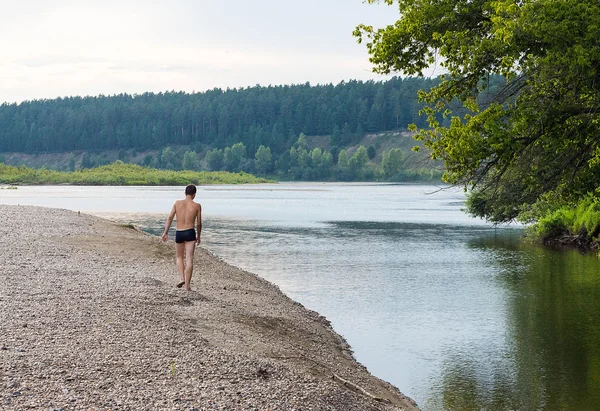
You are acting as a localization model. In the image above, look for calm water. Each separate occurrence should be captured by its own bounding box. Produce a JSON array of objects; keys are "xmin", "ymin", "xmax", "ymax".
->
[{"xmin": 2, "ymin": 184, "xmax": 600, "ymax": 410}]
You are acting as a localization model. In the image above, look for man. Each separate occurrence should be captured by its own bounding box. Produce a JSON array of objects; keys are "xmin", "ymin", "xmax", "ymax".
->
[{"xmin": 162, "ymin": 184, "xmax": 202, "ymax": 291}]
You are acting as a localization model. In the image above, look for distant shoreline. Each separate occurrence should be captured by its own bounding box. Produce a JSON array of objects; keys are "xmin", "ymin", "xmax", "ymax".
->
[{"xmin": 0, "ymin": 162, "xmax": 274, "ymax": 186}]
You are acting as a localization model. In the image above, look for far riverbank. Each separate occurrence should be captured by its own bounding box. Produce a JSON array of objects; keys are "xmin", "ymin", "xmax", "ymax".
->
[{"xmin": 0, "ymin": 162, "xmax": 274, "ymax": 186}]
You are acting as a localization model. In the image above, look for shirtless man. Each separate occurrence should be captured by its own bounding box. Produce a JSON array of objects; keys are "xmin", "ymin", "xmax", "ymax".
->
[{"xmin": 162, "ymin": 184, "xmax": 202, "ymax": 291}]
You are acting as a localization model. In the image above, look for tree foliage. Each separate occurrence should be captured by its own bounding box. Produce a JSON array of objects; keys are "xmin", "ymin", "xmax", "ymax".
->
[
  {"xmin": 382, "ymin": 148, "xmax": 405, "ymax": 179},
  {"xmin": 0, "ymin": 78, "xmax": 437, "ymax": 156},
  {"xmin": 224, "ymin": 142, "xmax": 247, "ymax": 172},
  {"xmin": 348, "ymin": 146, "xmax": 369, "ymax": 178},
  {"xmin": 356, "ymin": 0, "xmax": 600, "ymax": 223},
  {"xmin": 337, "ymin": 149, "xmax": 349, "ymax": 170},
  {"xmin": 160, "ymin": 147, "xmax": 180, "ymax": 170},
  {"xmin": 182, "ymin": 151, "xmax": 200, "ymax": 171},
  {"xmin": 81, "ymin": 152, "xmax": 93, "ymax": 169},
  {"xmin": 205, "ymin": 148, "xmax": 224, "ymax": 171},
  {"xmin": 367, "ymin": 145, "xmax": 377, "ymax": 160},
  {"xmin": 254, "ymin": 145, "xmax": 273, "ymax": 175}
]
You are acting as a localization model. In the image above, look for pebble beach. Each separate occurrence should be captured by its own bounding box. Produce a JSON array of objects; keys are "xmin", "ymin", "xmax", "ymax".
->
[{"xmin": 0, "ymin": 205, "xmax": 417, "ymax": 410}]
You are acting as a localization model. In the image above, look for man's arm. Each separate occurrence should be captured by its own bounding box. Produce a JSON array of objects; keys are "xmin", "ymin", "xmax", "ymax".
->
[
  {"xmin": 162, "ymin": 203, "xmax": 177, "ymax": 242},
  {"xmin": 196, "ymin": 204, "xmax": 202, "ymax": 244}
]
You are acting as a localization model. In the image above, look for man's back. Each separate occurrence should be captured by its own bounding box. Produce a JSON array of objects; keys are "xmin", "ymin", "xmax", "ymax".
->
[
  {"xmin": 162, "ymin": 184, "xmax": 202, "ymax": 291},
  {"xmin": 174, "ymin": 199, "xmax": 200, "ymax": 230}
]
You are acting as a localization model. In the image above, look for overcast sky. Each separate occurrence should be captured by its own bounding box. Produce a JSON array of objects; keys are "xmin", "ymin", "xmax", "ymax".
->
[{"xmin": 0, "ymin": 0, "xmax": 413, "ymax": 103}]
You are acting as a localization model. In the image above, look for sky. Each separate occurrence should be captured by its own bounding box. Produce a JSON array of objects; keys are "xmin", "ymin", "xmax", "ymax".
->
[{"xmin": 0, "ymin": 0, "xmax": 414, "ymax": 103}]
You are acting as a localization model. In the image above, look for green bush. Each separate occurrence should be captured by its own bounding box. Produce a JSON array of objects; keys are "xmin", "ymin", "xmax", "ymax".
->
[
  {"xmin": 534, "ymin": 196, "xmax": 600, "ymax": 240},
  {"xmin": 0, "ymin": 162, "xmax": 273, "ymax": 186}
]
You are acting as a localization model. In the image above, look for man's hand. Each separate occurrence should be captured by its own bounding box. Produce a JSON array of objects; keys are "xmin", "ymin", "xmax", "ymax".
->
[
  {"xmin": 196, "ymin": 236, "xmax": 201, "ymax": 245},
  {"xmin": 162, "ymin": 232, "xmax": 168, "ymax": 242}
]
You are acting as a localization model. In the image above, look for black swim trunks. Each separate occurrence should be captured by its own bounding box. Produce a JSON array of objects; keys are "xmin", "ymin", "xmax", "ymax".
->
[{"xmin": 175, "ymin": 228, "xmax": 196, "ymax": 243}]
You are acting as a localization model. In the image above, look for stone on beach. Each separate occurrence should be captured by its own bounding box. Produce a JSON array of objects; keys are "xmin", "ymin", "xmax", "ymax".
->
[{"xmin": 0, "ymin": 205, "xmax": 417, "ymax": 410}]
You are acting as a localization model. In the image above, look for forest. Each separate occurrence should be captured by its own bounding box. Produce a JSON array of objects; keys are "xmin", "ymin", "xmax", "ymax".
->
[
  {"xmin": 0, "ymin": 76, "xmax": 455, "ymax": 181},
  {"xmin": 0, "ymin": 77, "xmax": 438, "ymax": 156}
]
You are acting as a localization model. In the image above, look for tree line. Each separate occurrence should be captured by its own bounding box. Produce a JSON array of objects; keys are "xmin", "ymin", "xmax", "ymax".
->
[
  {"xmin": 103, "ymin": 134, "xmax": 438, "ymax": 182},
  {"xmin": 0, "ymin": 77, "xmax": 440, "ymax": 155}
]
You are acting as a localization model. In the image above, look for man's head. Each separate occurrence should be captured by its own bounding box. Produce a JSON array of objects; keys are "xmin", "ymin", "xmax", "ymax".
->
[{"xmin": 185, "ymin": 184, "xmax": 197, "ymax": 197}]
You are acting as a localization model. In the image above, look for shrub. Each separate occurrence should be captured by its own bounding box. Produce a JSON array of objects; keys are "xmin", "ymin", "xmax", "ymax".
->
[
  {"xmin": 534, "ymin": 196, "xmax": 600, "ymax": 241},
  {"xmin": 0, "ymin": 162, "xmax": 273, "ymax": 186}
]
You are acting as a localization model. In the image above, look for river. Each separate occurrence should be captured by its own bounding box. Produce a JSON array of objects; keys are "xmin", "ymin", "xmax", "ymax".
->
[{"xmin": 1, "ymin": 183, "xmax": 599, "ymax": 410}]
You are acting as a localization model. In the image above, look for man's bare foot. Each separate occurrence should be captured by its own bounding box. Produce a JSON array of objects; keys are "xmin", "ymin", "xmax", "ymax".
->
[{"xmin": 185, "ymin": 287, "xmax": 192, "ymax": 292}]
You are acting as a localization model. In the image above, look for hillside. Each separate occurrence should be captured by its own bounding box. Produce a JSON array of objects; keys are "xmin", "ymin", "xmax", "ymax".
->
[
  {"xmin": 0, "ymin": 77, "xmax": 442, "ymax": 156},
  {"xmin": 0, "ymin": 129, "xmax": 442, "ymax": 181},
  {"xmin": 0, "ymin": 76, "xmax": 511, "ymax": 182}
]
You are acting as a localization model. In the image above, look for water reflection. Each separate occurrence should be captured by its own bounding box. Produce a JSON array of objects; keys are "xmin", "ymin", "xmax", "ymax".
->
[{"xmin": 432, "ymin": 235, "xmax": 600, "ymax": 410}]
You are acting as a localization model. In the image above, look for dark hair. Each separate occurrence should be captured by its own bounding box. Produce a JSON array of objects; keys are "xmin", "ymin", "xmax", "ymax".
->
[{"xmin": 185, "ymin": 184, "xmax": 197, "ymax": 196}]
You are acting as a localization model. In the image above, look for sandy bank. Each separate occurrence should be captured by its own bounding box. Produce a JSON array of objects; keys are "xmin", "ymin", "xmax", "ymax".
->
[{"xmin": 0, "ymin": 205, "xmax": 417, "ymax": 410}]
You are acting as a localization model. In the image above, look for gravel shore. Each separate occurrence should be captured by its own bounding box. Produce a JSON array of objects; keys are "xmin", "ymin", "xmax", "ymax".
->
[{"xmin": 0, "ymin": 205, "xmax": 418, "ymax": 410}]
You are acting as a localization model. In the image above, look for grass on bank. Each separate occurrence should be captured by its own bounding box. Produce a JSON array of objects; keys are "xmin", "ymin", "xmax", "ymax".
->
[
  {"xmin": 533, "ymin": 196, "xmax": 600, "ymax": 244},
  {"xmin": 0, "ymin": 162, "xmax": 274, "ymax": 185}
]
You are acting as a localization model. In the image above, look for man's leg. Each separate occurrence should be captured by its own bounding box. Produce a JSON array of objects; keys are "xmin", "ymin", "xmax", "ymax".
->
[
  {"xmin": 176, "ymin": 242, "xmax": 185, "ymax": 286},
  {"xmin": 184, "ymin": 241, "xmax": 196, "ymax": 291}
]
